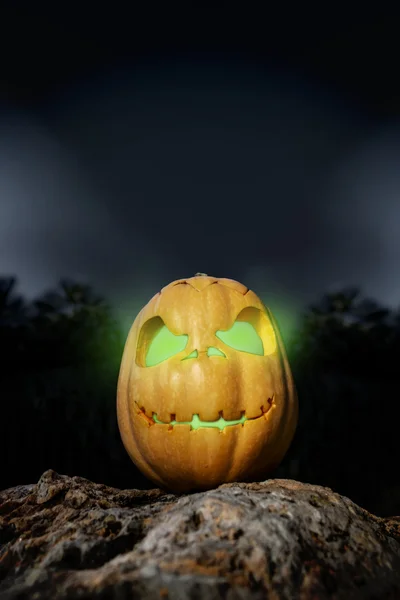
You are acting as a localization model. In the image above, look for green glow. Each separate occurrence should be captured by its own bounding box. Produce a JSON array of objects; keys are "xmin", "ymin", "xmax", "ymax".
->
[
  {"xmin": 207, "ymin": 347, "xmax": 226, "ymax": 357},
  {"xmin": 153, "ymin": 413, "xmax": 247, "ymax": 430},
  {"xmin": 216, "ymin": 321, "xmax": 263, "ymax": 355},
  {"xmin": 182, "ymin": 349, "xmax": 198, "ymax": 360},
  {"xmin": 259, "ymin": 296, "xmax": 300, "ymax": 348},
  {"xmin": 145, "ymin": 326, "xmax": 188, "ymax": 367}
]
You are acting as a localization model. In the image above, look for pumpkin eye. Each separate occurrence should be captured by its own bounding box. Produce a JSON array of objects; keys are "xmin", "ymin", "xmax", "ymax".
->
[
  {"xmin": 216, "ymin": 321, "xmax": 264, "ymax": 355},
  {"xmin": 145, "ymin": 325, "xmax": 188, "ymax": 367}
]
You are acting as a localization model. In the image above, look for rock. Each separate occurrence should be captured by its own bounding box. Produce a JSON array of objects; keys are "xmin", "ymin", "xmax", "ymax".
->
[{"xmin": 0, "ymin": 470, "xmax": 399, "ymax": 599}]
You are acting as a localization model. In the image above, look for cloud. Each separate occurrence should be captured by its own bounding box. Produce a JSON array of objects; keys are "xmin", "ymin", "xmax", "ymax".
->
[
  {"xmin": 4, "ymin": 56, "xmax": 397, "ymax": 336},
  {"xmin": 46, "ymin": 59, "xmax": 366, "ymax": 310},
  {"xmin": 0, "ymin": 109, "xmax": 179, "ymax": 324},
  {"xmin": 324, "ymin": 122, "xmax": 400, "ymax": 308}
]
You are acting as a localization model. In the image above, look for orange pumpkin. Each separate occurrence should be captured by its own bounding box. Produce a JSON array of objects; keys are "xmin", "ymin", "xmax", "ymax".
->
[{"xmin": 117, "ymin": 273, "xmax": 298, "ymax": 492}]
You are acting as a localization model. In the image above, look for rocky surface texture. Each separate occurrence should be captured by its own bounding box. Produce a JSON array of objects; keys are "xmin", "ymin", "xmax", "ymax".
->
[{"xmin": 0, "ymin": 470, "xmax": 399, "ymax": 599}]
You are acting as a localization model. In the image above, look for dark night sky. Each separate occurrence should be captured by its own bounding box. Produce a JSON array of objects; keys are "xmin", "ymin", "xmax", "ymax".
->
[{"xmin": 1, "ymin": 6, "xmax": 400, "ymax": 337}]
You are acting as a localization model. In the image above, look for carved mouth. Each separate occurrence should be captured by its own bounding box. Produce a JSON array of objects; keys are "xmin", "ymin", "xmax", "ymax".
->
[{"xmin": 135, "ymin": 397, "xmax": 274, "ymax": 431}]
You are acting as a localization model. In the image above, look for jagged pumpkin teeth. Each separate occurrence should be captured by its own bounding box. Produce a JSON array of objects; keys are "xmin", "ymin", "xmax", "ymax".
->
[
  {"xmin": 137, "ymin": 402, "xmax": 274, "ymax": 425},
  {"xmin": 117, "ymin": 273, "xmax": 298, "ymax": 493}
]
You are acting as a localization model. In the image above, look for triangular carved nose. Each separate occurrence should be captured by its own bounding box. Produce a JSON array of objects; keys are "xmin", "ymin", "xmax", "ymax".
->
[
  {"xmin": 181, "ymin": 347, "xmax": 227, "ymax": 360},
  {"xmin": 207, "ymin": 347, "xmax": 226, "ymax": 357},
  {"xmin": 182, "ymin": 349, "xmax": 198, "ymax": 360}
]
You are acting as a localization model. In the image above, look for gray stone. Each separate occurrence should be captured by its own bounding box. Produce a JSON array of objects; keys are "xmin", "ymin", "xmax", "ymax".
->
[{"xmin": 0, "ymin": 470, "xmax": 399, "ymax": 599}]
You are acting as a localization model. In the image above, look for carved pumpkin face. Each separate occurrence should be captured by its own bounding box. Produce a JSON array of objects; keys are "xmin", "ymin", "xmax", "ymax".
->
[{"xmin": 117, "ymin": 274, "xmax": 298, "ymax": 492}]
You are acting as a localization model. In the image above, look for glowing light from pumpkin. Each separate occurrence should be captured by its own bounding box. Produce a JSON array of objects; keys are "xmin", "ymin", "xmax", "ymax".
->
[
  {"xmin": 216, "ymin": 321, "xmax": 264, "ymax": 355},
  {"xmin": 183, "ymin": 349, "xmax": 199, "ymax": 360},
  {"xmin": 145, "ymin": 325, "xmax": 188, "ymax": 367},
  {"xmin": 152, "ymin": 412, "xmax": 248, "ymax": 430},
  {"xmin": 206, "ymin": 347, "xmax": 225, "ymax": 357}
]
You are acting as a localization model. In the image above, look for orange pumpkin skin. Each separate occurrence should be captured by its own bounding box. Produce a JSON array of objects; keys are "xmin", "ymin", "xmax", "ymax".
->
[{"xmin": 117, "ymin": 274, "xmax": 298, "ymax": 493}]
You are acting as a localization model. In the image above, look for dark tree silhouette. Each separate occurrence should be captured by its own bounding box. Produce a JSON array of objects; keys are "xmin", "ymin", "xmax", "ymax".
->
[
  {"xmin": 283, "ymin": 287, "xmax": 400, "ymax": 515},
  {"xmin": 0, "ymin": 276, "xmax": 27, "ymax": 324}
]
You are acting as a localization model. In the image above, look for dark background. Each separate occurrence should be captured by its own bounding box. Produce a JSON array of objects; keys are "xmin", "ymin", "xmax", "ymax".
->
[{"xmin": 1, "ymin": 5, "xmax": 399, "ymax": 516}]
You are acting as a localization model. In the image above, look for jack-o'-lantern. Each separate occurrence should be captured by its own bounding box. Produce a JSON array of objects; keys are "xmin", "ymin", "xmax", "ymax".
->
[{"xmin": 117, "ymin": 273, "xmax": 298, "ymax": 492}]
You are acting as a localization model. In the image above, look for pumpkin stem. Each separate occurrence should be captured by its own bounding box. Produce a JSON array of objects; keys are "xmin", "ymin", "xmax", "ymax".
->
[{"xmin": 194, "ymin": 272, "xmax": 208, "ymax": 277}]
